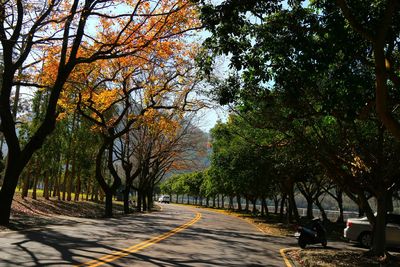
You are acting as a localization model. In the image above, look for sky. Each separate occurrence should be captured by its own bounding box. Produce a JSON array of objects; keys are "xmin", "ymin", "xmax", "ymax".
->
[{"xmin": 196, "ymin": 106, "xmax": 228, "ymax": 132}]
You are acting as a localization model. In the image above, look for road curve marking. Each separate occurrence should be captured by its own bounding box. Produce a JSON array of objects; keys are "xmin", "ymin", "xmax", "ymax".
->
[
  {"xmin": 76, "ymin": 212, "xmax": 202, "ymax": 267},
  {"xmin": 280, "ymin": 248, "xmax": 295, "ymax": 267}
]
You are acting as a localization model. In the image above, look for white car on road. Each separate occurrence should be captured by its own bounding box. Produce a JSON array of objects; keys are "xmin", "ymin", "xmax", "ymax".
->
[
  {"xmin": 158, "ymin": 195, "xmax": 170, "ymax": 204},
  {"xmin": 344, "ymin": 213, "xmax": 400, "ymax": 247}
]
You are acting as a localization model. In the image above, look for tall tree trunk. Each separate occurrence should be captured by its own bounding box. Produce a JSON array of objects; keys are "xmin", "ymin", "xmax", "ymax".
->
[
  {"xmin": 147, "ymin": 188, "xmax": 153, "ymax": 210},
  {"xmin": 372, "ymin": 194, "xmax": 387, "ymax": 256},
  {"xmin": 0, "ymin": 160, "xmax": 25, "ymax": 226},
  {"xmin": 43, "ymin": 174, "xmax": 49, "ymax": 200},
  {"xmin": 94, "ymin": 186, "xmax": 99, "ymax": 202},
  {"xmin": 123, "ymin": 188, "xmax": 130, "ymax": 214},
  {"xmin": 62, "ymin": 161, "xmax": 69, "ymax": 201},
  {"xmin": 67, "ymin": 154, "xmax": 76, "ymax": 201},
  {"xmin": 32, "ymin": 175, "xmax": 38, "ymax": 200},
  {"xmin": 22, "ymin": 174, "xmax": 30, "ymax": 199},
  {"xmin": 137, "ymin": 190, "xmax": 142, "ymax": 212},
  {"xmin": 66, "ymin": 112, "xmax": 77, "ymax": 201},
  {"xmin": 288, "ymin": 184, "xmax": 300, "ymax": 222},
  {"xmin": 52, "ymin": 173, "xmax": 57, "ymax": 197},
  {"xmin": 358, "ymin": 206, "xmax": 365, "ymax": 217},
  {"xmin": 86, "ymin": 181, "xmax": 90, "ymax": 201},
  {"xmin": 261, "ymin": 198, "xmax": 265, "ymax": 216},
  {"xmin": 229, "ymin": 196, "xmax": 234, "ymax": 210},
  {"xmin": 262, "ymin": 198, "xmax": 269, "ymax": 216},
  {"xmin": 245, "ymin": 198, "xmax": 249, "ymax": 212},
  {"xmin": 56, "ymin": 175, "xmax": 61, "ymax": 200},
  {"xmin": 306, "ymin": 197, "xmax": 313, "ymax": 219},
  {"xmin": 315, "ymin": 198, "xmax": 329, "ymax": 222},
  {"xmin": 237, "ymin": 195, "xmax": 242, "ymax": 211},
  {"xmin": 252, "ymin": 198, "xmax": 257, "ymax": 213},
  {"xmin": 274, "ymin": 196, "xmax": 279, "ymax": 214},
  {"xmin": 74, "ymin": 171, "xmax": 81, "ymax": 201},
  {"xmin": 142, "ymin": 193, "xmax": 147, "ymax": 211},
  {"xmin": 280, "ymin": 194, "xmax": 287, "ymax": 219},
  {"xmin": 336, "ymin": 190, "xmax": 344, "ymax": 223},
  {"xmin": 104, "ymin": 191, "xmax": 113, "ymax": 218}
]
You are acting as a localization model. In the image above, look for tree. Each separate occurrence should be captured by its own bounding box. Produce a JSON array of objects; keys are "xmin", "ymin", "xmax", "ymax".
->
[
  {"xmin": 198, "ymin": 0, "xmax": 400, "ymax": 255},
  {"xmin": 0, "ymin": 0, "xmax": 199, "ymax": 226}
]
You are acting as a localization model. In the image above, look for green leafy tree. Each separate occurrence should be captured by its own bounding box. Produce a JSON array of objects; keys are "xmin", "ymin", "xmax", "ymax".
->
[{"xmin": 198, "ymin": 0, "xmax": 400, "ymax": 255}]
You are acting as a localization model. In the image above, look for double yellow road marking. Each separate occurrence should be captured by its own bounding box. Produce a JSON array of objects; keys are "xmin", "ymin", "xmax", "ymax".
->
[
  {"xmin": 77, "ymin": 212, "xmax": 202, "ymax": 267},
  {"xmin": 280, "ymin": 248, "xmax": 294, "ymax": 267}
]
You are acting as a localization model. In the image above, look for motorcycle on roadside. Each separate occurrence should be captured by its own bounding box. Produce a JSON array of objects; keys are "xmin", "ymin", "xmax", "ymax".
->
[{"xmin": 295, "ymin": 218, "xmax": 328, "ymax": 248}]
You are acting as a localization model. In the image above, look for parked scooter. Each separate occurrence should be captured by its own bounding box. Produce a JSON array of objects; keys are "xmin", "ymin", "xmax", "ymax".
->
[{"xmin": 295, "ymin": 218, "xmax": 328, "ymax": 248}]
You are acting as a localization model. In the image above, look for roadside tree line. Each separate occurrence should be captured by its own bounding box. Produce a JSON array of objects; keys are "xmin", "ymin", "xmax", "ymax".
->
[
  {"xmin": 190, "ymin": 0, "xmax": 400, "ymax": 257},
  {"xmin": 161, "ymin": 117, "xmax": 348, "ymax": 222},
  {"xmin": 0, "ymin": 0, "xmax": 206, "ymax": 225}
]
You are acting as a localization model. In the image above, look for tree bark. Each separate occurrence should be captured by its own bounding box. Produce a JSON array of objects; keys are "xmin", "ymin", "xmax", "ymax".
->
[
  {"xmin": 288, "ymin": 184, "xmax": 300, "ymax": 222},
  {"xmin": 280, "ymin": 194, "xmax": 287, "ymax": 219},
  {"xmin": 104, "ymin": 191, "xmax": 113, "ymax": 218},
  {"xmin": 237, "ymin": 195, "xmax": 242, "ymax": 211},
  {"xmin": 263, "ymin": 198, "xmax": 269, "ymax": 216},
  {"xmin": 274, "ymin": 196, "xmax": 279, "ymax": 214},
  {"xmin": 137, "ymin": 190, "xmax": 142, "ymax": 212},
  {"xmin": 43, "ymin": 174, "xmax": 49, "ymax": 200},
  {"xmin": 372, "ymin": 195, "xmax": 387, "ymax": 256},
  {"xmin": 74, "ymin": 171, "xmax": 81, "ymax": 201},
  {"xmin": 123, "ymin": 188, "xmax": 130, "ymax": 214},
  {"xmin": 261, "ymin": 198, "xmax": 265, "ymax": 216},
  {"xmin": 336, "ymin": 190, "xmax": 344, "ymax": 223},
  {"xmin": 142, "ymin": 193, "xmax": 147, "ymax": 211},
  {"xmin": 315, "ymin": 198, "xmax": 329, "ymax": 222},
  {"xmin": 32, "ymin": 175, "xmax": 38, "ymax": 200},
  {"xmin": 229, "ymin": 196, "xmax": 234, "ymax": 210},
  {"xmin": 306, "ymin": 197, "xmax": 313, "ymax": 219},
  {"xmin": 0, "ymin": 160, "xmax": 26, "ymax": 226},
  {"xmin": 22, "ymin": 174, "xmax": 30, "ymax": 199},
  {"xmin": 252, "ymin": 198, "xmax": 257, "ymax": 214},
  {"xmin": 147, "ymin": 188, "xmax": 153, "ymax": 210}
]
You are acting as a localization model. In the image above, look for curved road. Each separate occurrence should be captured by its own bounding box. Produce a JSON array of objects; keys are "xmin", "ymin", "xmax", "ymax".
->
[{"xmin": 0, "ymin": 204, "xmax": 296, "ymax": 266}]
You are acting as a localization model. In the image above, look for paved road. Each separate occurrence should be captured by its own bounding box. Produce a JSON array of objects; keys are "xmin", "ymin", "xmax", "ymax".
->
[{"xmin": 0, "ymin": 204, "xmax": 297, "ymax": 266}]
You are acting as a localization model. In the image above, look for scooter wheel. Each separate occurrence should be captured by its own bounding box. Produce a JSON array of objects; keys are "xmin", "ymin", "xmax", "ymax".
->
[{"xmin": 298, "ymin": 236, "xmax": 307, "ymax": 248}]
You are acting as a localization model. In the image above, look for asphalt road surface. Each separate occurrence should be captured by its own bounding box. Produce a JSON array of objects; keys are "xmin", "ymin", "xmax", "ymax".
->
[{"xmin": 0, "ymin": 204, "xmax": 297, "ymax": 267}]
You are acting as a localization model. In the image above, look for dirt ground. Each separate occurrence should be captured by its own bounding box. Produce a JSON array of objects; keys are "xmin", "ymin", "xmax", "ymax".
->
[
  {"xmin": 1, "ymin": 192, "xmax": 126, "ymax": 231},
  {"xmin": 287, "ymin": 248, "xmax": 400, "ymax": 267}
]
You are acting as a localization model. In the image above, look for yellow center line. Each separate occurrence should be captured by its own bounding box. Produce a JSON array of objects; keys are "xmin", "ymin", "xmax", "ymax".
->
[
  {"xmin": 280, "ymin": 248, "xmax": 296, "ymax": 267},
  {"xmin": 76, "ymin": 212, "xmax": 202, "ymax": 267}
]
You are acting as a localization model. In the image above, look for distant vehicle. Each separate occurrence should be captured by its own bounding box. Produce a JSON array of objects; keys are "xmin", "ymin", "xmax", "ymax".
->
[
  {"xmin": 344, "ymin": 213, "xmax": 400, "ymax": 247},
  {"xmin": 158, "ymin": 195, "xmax": 170, "ymax": 204}
]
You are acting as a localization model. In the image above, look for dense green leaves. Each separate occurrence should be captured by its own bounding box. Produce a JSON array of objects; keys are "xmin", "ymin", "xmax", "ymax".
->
[{"xmin": 198, "ymin": 0, "xmax": 400, "ymax": 255}]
